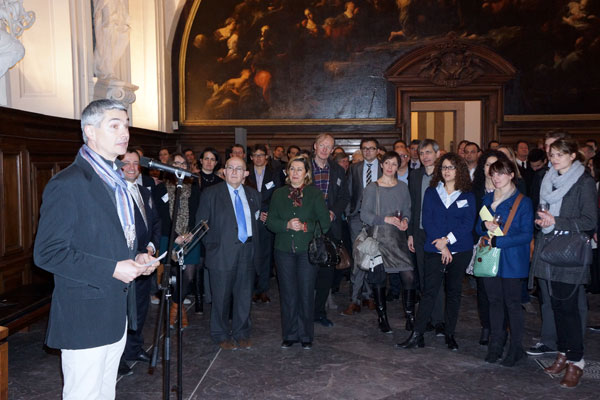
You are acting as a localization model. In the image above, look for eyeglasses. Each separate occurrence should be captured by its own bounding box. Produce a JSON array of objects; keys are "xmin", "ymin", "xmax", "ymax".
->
[
  {"xmin": 441, "ymin": 165, "xmax": 456, "ymax": 171},
  {"xmin": 361, "ymin": 147, "xmax": 377, "ymax": 151},
  {"xmin": 398, "ymin": 154, "xmax": 409, "ymax": 159},
  {"xmin": 252, "ymin": 153, "xmax": 266, "ymax": 158},
  {"xmin": 226, "ymin": 166, "xmax": 245, "ymax": 172},
  {"xmin": 172, "ymin": 161, "xmax": 188, "ymax": 167}
]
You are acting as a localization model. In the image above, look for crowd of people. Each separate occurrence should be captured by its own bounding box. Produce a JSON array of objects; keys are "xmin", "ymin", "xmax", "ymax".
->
[
  {"xmin": 34, "ymin": 100, "xmax": 599, "ymax": 398},
  {"xmin": 142, "ymin": 131, "xmax": 599, "ymax": 390}
]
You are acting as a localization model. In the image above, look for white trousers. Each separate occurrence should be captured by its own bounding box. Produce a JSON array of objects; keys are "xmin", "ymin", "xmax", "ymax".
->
[{"xmin": 61, "ymin": 322, "xmax": 127, "ymax": 400}]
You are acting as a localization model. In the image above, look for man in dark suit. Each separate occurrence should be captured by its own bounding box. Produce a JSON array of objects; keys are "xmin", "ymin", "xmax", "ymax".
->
[
  {"xmin": 197, "ymin": 156, "xmax": 261, "ymax": 350},
  {"xmin": 407, "ymin": 138, "xmax": 445, "ymax": 335},
  {"xmin": 310, "ymin": 133, "xmax": 350, "ymax": 327},
  {"xmin": 119, "ymin": 149, "xmax": 162, "ymax": 375},
  {"xmin": 247, "ymin": 143, "xmax": 281, "ymax": 303},
  {"xmin": 33, "ymin": 99, "xmax": 159, "ymax": 399},
  {"xmin": 342, "ymin": 138, "xmax": 382, "ymax": 315}
]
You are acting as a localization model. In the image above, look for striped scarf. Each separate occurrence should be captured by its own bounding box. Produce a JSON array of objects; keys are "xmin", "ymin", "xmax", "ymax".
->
[{"xmin": 79, "ymin": 145, "xmax": 136, "ymax": 250}]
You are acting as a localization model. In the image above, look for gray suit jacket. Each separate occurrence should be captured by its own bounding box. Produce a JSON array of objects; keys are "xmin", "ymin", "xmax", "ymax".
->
[
  {"xmin": 197, "ymin": 182, "xmax": 261, "ymax": 270},
  {"xmin": 348, "ymin": 160, "xmax": 383, "ymax": 216}
]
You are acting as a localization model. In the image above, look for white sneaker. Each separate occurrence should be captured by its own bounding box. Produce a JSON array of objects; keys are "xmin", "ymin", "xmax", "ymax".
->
[
  {"xmin": 183, "ymin": 297, "xmax": 191, "ymax": 305},
  {"xmin": 150, "ymin": 296, "xmax": 160, "ymax": 305}
]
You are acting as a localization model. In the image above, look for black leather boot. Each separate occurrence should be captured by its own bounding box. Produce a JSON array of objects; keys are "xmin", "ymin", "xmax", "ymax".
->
[
  {"xmin": 485, "ymin": 335, "xmax": 506, "ymax": 363},
  {"xmin": 501, "ymin": 343, "xmax": 525, "ymax": 367},
  {"xmin": 479, "ymin": 328, "xmax": 490, "ymax": 346},
  {"xmin": 396, "ymin": 331, "xmax": 424, "ymax": 348},
  {"xmin": 373, "ymin": 287, "xmax": 392, "ymax": 333},
  {"xmin": 402, "ymin": 289, "xmax": 416, "ymax": 331}
]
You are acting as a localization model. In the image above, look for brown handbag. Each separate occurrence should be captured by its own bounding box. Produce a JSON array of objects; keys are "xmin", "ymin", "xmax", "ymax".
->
[{"xmin": 336, "ymin": 244, "xmax": 351, "ymax": 270}]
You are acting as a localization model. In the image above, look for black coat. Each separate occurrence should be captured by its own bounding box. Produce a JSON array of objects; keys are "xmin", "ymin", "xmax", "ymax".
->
[{"xmin": 34, "ymin": 154, "xmax": 133, "ymax": 349}]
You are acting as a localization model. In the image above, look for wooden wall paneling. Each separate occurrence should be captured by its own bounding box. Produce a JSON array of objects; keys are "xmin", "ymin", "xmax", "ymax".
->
[{"xmin": 1, "ymin": 151, "xmax": 26, "ymax": 256}]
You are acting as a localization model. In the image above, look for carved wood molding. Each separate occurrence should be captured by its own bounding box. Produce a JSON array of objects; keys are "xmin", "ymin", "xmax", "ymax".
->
[{"xmin": 385, "ymin": 32, "xmax": 516, "ymax": 87}]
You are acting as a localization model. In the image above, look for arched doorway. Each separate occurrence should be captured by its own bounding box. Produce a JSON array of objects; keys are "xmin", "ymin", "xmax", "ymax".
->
[{"xmin": 385, "ymin": 33, "xmax": 516, "ymax": 148}]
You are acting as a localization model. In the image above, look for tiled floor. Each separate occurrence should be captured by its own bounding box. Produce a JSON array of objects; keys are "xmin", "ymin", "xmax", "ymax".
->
[{"xmin": 7, "ymin": 278, "xmax": 600, "ymax": 399}]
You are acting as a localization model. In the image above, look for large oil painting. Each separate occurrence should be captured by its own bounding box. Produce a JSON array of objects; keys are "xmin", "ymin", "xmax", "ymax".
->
[{"xmin": 181, "ymin": 0, "xmax": 600, "ymax": 122}]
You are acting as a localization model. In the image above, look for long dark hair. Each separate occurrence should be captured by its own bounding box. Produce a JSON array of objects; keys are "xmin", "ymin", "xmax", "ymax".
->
[
  {"xmin": 472, "ymin": 150, "xmax": 509, "ymax": 190},
  {"xmin": 430, "ymin": 152, "xmax": 472, "ymax": 192}
]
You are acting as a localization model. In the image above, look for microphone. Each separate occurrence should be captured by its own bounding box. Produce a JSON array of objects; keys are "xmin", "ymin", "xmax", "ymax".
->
[{"xmin": 139, "ymin": 157, "xmax": 199, "ymax": 179}]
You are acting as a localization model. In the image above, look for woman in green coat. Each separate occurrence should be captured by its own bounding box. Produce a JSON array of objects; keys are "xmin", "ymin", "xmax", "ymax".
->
[{"xmin": 267, "ymin": 156, "xmax": 331, "ymax": 349}]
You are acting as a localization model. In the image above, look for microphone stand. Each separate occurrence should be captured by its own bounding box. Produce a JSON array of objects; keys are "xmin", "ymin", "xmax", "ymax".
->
[{"xmin": 150, "ymin": 170, "xmax": 185, "ymax": 400}]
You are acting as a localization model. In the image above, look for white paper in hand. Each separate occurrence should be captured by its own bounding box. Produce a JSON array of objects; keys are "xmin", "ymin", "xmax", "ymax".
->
[{"xmin": 141, "ymin": 251, "xmax": 167, "ymax": 267}]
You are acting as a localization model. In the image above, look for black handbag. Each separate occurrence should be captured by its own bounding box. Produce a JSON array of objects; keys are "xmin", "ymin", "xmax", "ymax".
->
[
  {"xmin": 539, "ymin": 229, "xmax": 593, "ymax": 267},
  {"xmin": 308, "ymin": 221, "xmax": 340, "ymax": 267}
]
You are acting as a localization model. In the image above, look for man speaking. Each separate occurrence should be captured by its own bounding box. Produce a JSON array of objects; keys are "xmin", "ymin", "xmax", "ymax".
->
[{"xmin": 34, "ymin": 99, "xmax": 159, "ymax": 399}]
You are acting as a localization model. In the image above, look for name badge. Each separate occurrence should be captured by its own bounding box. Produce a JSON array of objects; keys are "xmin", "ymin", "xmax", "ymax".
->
[
  {"xmin": 255, "ymin": 210, "xmax": 260, "ymax": 220},
  {"xmin": 265, "ymin": 181, "xmax": 274, "ymax": 190},
  {"xmin": 337, "ymin": 178, "xmax": 342, "ymax": 186},
  {"xmin": 161, "ymin": 193, "xmax": 169, "ymax": 203},
  {"xmin": 457, "ymin": 200, "xmax": 468, "ymax": 208}
]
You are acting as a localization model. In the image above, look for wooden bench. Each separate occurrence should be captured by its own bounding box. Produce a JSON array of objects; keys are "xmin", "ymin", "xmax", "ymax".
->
[{"xmin": 0, "ymin": 283, "xmax": 52, "ymax": 400}]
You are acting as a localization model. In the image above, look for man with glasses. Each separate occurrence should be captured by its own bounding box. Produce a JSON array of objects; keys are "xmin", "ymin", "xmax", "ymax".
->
[
  {"xmin": 407, "ymin": 139, "xmax": 445, "ymax": 335},
  {"xmin": 197, "ymin": 157, "xmax": 261, "ymax": 350},
  {"xmin": 247, "ymin": 144, "xmax": 281, "ymax": 303},
  {"xmin": 342, "ymin": 138, "xmax": 382, "ymax": 315},
  {"xmin": 310, "ymin": 133, "xmax": 350, "ymax": 327}
]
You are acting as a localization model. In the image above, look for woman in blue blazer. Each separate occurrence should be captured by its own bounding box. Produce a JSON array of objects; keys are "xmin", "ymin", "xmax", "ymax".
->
[
  {"xmin": 399, "ymin": 153, "xmax": 476, "ymax": 350},
  {"xmin": 476, "ymin": 158, "xmax": 533, "ymax": 366}
]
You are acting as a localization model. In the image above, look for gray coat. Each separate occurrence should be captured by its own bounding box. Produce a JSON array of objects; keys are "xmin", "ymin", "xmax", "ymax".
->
[{"xmin": 530, "ymin": 172, "xmax": 597, "ymax": 286}]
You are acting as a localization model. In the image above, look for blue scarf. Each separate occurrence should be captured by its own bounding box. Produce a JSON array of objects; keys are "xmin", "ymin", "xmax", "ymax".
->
[{"xmin": 79, "ymin": 145, "xmax": 136, "ymax": 250}]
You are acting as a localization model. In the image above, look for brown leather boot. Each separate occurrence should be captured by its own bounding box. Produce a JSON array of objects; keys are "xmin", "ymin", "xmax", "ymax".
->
[
  {"xmin": 560, "ymin": 363, "xmax": 583, "ymax": 388},
  {"xmin": 180, "ymin": 305, "xmax": 189, "ymax": 328},
  {"xmin": 341, "ymin": 303, "xmax": 361, "ymax": 315},
  {"xmin": 169, "ymin": 302, "xmax": 178, "ymax": 328},
  {"xmin": 367, "ymin": 298, "xmax": 376, "ymax": 310},
  {"xmin": 544, "ymin": 352, "xmax": 568, "ymax": 375}
]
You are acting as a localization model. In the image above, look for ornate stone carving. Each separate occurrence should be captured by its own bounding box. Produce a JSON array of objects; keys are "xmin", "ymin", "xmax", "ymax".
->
[
  {"xmin": 0, "ymin": 0, "xmax": 35, "ymax": 78},
  {"xmin": 417, "ymin": 35, "xmax": 485, "ymax": 88},
  {"xmin": 93, "ymin": 78, "xmax": 138, "ymax": 106}
]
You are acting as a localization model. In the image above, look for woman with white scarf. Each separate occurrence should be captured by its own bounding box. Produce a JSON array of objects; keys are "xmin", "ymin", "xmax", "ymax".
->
[{"xmin": 532, "ymin": 139, "xmax": 597, "ymax": 388}]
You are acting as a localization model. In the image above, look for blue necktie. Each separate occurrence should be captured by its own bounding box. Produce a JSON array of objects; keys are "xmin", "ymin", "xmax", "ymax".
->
[{"xmin": 234, "ymin": 189, "xmax": 248, "ymax": 243}]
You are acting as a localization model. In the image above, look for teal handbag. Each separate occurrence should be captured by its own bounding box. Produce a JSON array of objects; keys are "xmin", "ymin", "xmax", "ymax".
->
[
  {"xmin": 473, "ymin": 194, "xmax": 523, "ymax": 278},
  {"xmin": 473, "ymin": 237, "xmax": 501, "ymax": 277}
]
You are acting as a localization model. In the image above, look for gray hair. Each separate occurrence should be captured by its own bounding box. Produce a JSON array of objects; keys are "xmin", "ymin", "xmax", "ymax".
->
[
  {"xmin": 418, "ymin": 139, "xmax": 440, "ymax": 153},
  {"xmin": 80, "ymin": 99, "xmax": 127, "ymax": 144}
]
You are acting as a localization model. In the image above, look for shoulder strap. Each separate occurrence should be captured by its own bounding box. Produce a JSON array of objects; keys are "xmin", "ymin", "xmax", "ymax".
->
[
  {"xmin": 375, "ymin": 182, "xmax": 380, "ymax": 217},
  {"xmin": 313, "ymin": 220, "xmax": 323, "ymax": 237},
  {"xmin": 502, "ymin": 193, "xmax": 524, "ymax": 235}
]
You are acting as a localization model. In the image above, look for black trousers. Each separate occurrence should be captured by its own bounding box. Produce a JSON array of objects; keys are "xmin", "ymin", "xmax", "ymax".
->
[
  {"xmin": 414, "ymin": 251, "xmax": 471, "ymax": 336},
  {"xmin": 414, "ymin": 229, "xmax": 444, "ymax": 325},
  {"xmin": 123, "ymin": 275, "xmax": 151, "ymax": 359},
  {"xmin": 208, "ymin": 242, "xmax": 254, "ymax": 343},
  {"xmin": 314, "ymin": 265, "xmax": 334, "ymax": 319},
  {"xmin": 275, "ymin": 250, "xmax": 318, "ymax": 342},
  {"xmin": 551, "ymin": 281, "xmax": 585, "ymax": 361},
  {"xmin": 483, "ymin": 277, "xmax": 523, "ymax": 347},
  {"xmin": 476, "ymin": 277, "xmax": 490, "ymax": 330},
  {"xmin": 254, "ymin": 222, "xmax": 273, "ymax": 295}
]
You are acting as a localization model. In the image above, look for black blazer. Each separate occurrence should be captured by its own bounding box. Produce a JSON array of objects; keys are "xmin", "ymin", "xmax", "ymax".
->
[
  {"xmin": 348, "ymin": 160, "xmax": 382, "ymax": 216},
  {"xmin": 197, "ymin": 182, "xmax": 261, "ymax": 271},
  {"xmin": 34, "ymin": 154, "xmax": 133, "ymax": 349},
  {"xmin": 246, "ymin": 164, "xmax": 282, "ymax": 212},
  {"xmin": 407, "ymin": 167, "xmax": 426, "ymax": 237},
  {"xmin": 135, "ymin": 185, "xmax": 161, "ymax": 253},
  {"xmin": 310, "ymin": 158, "xmax": 350, "ymax": 240}
]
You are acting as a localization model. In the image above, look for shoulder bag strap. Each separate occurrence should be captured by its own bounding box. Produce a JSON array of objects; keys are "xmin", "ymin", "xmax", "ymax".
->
[
  {"xmin": 313, "ymin": 219, "xmax": 323, "ymax": 237},
  {"xmin": 502, "ymin": 193, "xmax": 523, "ymax": 235}
]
